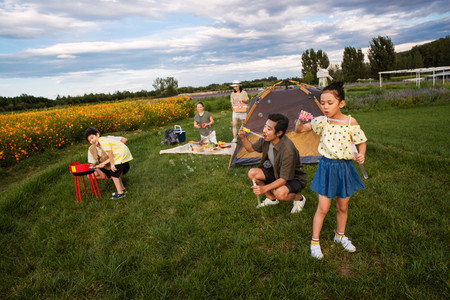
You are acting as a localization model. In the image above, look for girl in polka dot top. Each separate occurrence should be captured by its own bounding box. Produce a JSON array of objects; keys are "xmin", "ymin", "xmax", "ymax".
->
[{"xmin": 295, "ymin": 81, "xmax": 367, "ymax": 259}]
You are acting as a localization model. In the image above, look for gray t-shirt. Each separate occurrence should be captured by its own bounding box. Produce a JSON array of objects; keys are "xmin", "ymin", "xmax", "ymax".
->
[{"xmin": 194, "ymin": 111, "xmax": 214, "ymax": 136}]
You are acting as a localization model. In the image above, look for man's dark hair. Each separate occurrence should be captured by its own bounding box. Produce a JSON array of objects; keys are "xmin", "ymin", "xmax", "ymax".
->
[
  {"xmin": 322, "ymin": 81, "xmax": 345, "ymax": 101},
  {"xmin": 268, "ymin": 113, "xmax": 289, "ymax": 138},
  {"xmin": 84, "ymin": 127, "xmax": 100, "ymax": 142}
]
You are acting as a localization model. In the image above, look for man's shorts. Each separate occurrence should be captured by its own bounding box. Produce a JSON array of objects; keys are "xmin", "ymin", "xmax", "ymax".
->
[
  {"xmin": 261, "ymin": 166, "xmax": 303, "ymax": 194},
  {"xmin": 110, "ymin": 162, "xmax": 130, "ymax": 178}
]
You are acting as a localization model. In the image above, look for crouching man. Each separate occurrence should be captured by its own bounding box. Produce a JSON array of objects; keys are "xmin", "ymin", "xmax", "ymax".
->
[{"xmin": 238, "ymin": 113, "xmax": 307, "ymax": 213}]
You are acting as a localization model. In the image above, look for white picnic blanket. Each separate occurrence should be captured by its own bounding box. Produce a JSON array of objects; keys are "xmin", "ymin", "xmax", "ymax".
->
[{"xmin": 160, "ymin": 143, "xmax": 235, "ymax": 155}]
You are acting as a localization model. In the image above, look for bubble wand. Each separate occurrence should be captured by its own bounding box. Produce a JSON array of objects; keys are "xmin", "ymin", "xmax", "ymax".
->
[
  {"xmin": 298, "ymin": 110, "xmax": 346, "ymax": 123},
  {"xmin": 252, "ymin": 179, "xmax": 261, "ymax": 207},
  {"xmin": 351, "ymin": 142, "xmax": 369, "ymax": 180},
  {"xmin": 242, "ymin": 127, "xmax": 263, "ymax": 139}
]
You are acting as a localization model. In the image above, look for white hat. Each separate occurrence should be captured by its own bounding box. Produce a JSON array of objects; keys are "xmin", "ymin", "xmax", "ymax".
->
[{"xmin": 230, "ymin": 80, "xmax": 241, "ymax": 87}]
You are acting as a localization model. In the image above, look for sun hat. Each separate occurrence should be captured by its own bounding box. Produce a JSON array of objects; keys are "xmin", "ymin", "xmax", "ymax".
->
[{"xmin": 230, "ymin": 80, "xmax": 241, "ymax": 87}]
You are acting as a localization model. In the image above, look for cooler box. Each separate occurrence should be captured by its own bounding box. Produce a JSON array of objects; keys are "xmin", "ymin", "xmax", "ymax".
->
[{"xmin": 174, "ymin": 125, "xmax": 186, "ymax": 143}]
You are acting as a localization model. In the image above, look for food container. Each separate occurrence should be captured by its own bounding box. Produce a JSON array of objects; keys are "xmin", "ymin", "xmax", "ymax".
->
[{"xmin": 191, "ymin": 145, "xmax": 204, "ymax": 152}]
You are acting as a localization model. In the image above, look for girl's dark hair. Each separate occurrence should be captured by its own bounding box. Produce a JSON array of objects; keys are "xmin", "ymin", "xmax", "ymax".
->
[
  {"xmin": 322, "ymin": 81, "xmax": 345, "ymax": 101},
  {"xmin": 268, "ymin": 113, "xmax": 289, "ymax": 138},
  {"xmin": 233, "ymin": 86, "xmax": 243, "ymax": 93},
  {"xmin": 84, "ymin": 127, "xmax": 100, "ymax": 141},
  {"xmin": 196, "ymin": 102, "xmax": 204, "ymax": 107}
]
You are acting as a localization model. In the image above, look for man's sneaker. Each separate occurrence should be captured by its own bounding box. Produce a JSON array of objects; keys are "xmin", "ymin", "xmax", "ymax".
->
[
  {"xmin": 111, "ymin": 192, "xmax": 126, "ymax": 200},
  {"xmin": 334, "ymin": 234, "xmax": 356, "ymax": 252},
  {"xmin": 111, "ymin": 189, "xmax": 127, "ymax": 196},
  {"xmin": 311, "ymin": 243, "xmax": 324, "ymax": 259},
  {"xmin": 256, "ymin": 198, "xmax": 279, "ymax": 208},
  {"xmin": 291, "ymin": 194, "xmax": 306, "ymax": 213}
]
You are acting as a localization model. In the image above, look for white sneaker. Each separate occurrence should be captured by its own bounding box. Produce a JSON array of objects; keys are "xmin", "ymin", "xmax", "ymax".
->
[
  {"xmin": 290, "ymin": 194, "xmax": 306, "ymax": 213},
  {"xmin": 231, "ymin": 138, "xmax": 237, "ymax": 143},
  {"xmin": 334, "ymin": 234, "xmax": 356, "ymax": 252},
  {"xmin": 256, "ymin": 198, "xmax": 279, "ymax": 208},
  {"xmin": 311, "ymin": 243, "xmax": 324, "ymax": 259}
]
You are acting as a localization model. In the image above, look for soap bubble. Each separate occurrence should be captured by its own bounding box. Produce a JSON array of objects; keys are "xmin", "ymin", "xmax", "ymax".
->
[
  {"xmin": 267, "ymin": 99, "xmax": 271, "ymax": 104},
  {"xmin": 169, "ymin": 159, "xmax": 175, "ymax": 166},
  {"xmin": 258, "ymin": 112, "xmax": 263, "ymax": 118},
  {"xmin": 158, "ymin": 131, "xmax": 161, "ymax": 136},
  {"xmin": 221, "ymin": 111, "xmax": 225, "ymax": 115}
]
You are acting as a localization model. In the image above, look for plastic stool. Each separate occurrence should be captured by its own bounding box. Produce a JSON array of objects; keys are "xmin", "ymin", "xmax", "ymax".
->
[{"xmin": 70, "ymin": 163, "xmax": 102, "ymax": 202}]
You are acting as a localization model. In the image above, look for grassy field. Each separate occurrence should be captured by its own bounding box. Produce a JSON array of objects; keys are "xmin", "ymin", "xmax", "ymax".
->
[{"xmin": 1, "ymin": 103, "xmax": 449, "ymax": 299}]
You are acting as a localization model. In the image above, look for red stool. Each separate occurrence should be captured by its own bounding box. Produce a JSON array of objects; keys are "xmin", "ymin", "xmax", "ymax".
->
[{"xmin": 69, "ymin": 162, "xmax": 102, "ymax": 202}]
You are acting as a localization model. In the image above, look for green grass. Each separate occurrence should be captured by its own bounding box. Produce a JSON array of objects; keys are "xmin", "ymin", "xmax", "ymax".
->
[{"xmin": 1, "ymin": 104, "xmax": 449, "ymax": 298}]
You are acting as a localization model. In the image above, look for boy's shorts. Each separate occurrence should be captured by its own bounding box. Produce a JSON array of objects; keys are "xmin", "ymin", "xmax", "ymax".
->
[
  {"xmin": 99, "ymin": 167, "xmax": 111, "ymax": 178},
  {"xmin": 110, "ymin": 162, "xmax": 130, "ymax": 178},
  {"xmin": 261, "ymin": 166, "xmax": 303, "ymax": 194}
]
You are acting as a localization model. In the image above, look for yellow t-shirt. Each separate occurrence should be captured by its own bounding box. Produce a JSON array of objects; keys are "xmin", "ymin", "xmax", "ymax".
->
[
  {"xmin": 312, "ymin": 116, "xmax": 367, "ymax": 160},
  {"xmin": 98, "ymin": 137, "xmax": 133, "ymax": 164}
]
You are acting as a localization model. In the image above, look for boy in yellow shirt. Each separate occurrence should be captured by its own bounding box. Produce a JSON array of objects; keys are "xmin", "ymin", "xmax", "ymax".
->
[{"xmin": 85, "ymin": 127, "xmax": 133, "ymax": 199}]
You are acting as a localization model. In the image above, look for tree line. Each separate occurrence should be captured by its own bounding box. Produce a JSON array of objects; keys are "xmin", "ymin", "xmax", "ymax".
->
[
  {"xmin": 1, "ymin": 36, "xmax": 448, "ymax": 112},
  {"xmin": 302, "ymin": 36, "xmax": 449, "ymax": 84}
]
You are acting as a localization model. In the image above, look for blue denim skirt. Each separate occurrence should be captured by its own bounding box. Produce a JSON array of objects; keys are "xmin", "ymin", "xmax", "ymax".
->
[{"xmin": 311, "ymin": 156, "xmax": 365, "ymax": 199}]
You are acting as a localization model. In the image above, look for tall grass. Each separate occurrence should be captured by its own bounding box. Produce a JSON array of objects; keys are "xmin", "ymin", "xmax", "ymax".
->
[{"xmin": 1, "ymin": 104, "xmax": 449, "ymax": 298}]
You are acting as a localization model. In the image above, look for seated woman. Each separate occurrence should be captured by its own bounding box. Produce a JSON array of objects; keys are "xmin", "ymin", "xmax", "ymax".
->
[
  {"xmin": 87, "ymin": 131, "xmax": 128, "ymax": 180},
  {"xmin": 193, "ymin": 102, "xmax": 218, "ymax": 144}
]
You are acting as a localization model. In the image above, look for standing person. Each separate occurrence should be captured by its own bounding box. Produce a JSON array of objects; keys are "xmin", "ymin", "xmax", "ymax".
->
[
  {"xmin": 87, "ymin": 133, "xmax": 128, "ymax": 180},
  {"xmin": 194, "ymin": 102, "xmax": 218, "ymax": 144},
  {"xmin": 85, "ymin": 127, "xmax": 133, "ymax": 200},
  {"xmin": 295, "ymin": 81, "xmax": 367, "ymax": 259},
  {"xmin": 238, "ymin": 113, "xmax": 307, "ymax": 213},
  {"xmin": 230, "ymin": 80, "xmax": 249, "ymax": 142}
]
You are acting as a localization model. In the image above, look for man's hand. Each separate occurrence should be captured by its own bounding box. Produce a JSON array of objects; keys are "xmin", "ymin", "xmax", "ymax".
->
[
  {"xmin": 238, "ymin": 128, "xmax": 246, "ymax": 140},
  {"xmin": 251, "ymin": 185, "xmax": 266, "ymax": 195}
]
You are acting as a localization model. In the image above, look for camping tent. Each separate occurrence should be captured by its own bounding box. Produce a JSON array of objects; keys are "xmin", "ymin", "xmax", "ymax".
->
[{"xmin": 229, "ymin": 80, "xmax": 323, "ymax": 167}]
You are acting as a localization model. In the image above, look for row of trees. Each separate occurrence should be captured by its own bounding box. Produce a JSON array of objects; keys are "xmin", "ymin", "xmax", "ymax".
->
[
  {"xmin": 302, "ymin": 36, "xmax": 449, "ymax": 84},
  {"xmin": 0, "ymin": 76, "xmax": 283, "ymax": 112}
]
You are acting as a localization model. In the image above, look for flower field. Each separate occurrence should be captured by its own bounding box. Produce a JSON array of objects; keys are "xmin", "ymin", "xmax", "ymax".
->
[{"xmin": 0, "ymin": 96, "xmax": 195, "ymax": 164}]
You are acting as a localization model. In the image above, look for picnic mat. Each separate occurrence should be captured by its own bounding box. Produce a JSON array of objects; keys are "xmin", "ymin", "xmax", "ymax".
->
[{"xmin": 160, "ymin": 143, "xmax": 235, "ymax": 156}]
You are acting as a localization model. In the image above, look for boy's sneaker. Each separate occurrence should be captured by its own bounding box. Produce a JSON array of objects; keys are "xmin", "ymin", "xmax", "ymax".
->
[
  {"xmin": 256, "ymin": 198, "xmax": 279, "ymax": 208},
  {"xmin": 334, "ymin": 234, "xmax": 356, "ymax": 252},
  {"xmin": 111, "ymin": 192, "xmax": 126, "ymax": 200},
  {"xmin": 111, "ymin": 189, "xmax": 127, "ymax": 196},
  {"xmin": 311, "ymin": 243, "xmax": 324, "ymax": 259},
  {"xmin": 291, "ymin": 194, "xmax": 306, "ymax": 213}
]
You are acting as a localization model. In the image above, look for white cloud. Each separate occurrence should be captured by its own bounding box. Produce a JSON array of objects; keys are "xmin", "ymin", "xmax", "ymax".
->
[{"xmin": 0, "ymin": 1, "xmax": 448, "ymax": 97}]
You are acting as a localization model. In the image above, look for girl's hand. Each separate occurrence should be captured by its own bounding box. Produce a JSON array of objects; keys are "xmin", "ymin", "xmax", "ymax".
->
[
  {"xmin": 355, "ymin": 153, "xmax": 365, "ymax": 164},
  {"xmin": 111, "ymin": 164, "xmax": 117, "ymax": 172},
  {"xmin": 298, "ymin": 110, "xmax": 313, "ymax": 121}
]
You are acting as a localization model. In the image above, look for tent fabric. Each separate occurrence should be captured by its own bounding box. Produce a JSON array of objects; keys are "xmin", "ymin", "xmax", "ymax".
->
[{"xmin": 229, "ymin": 81, "xmax": 323, "ymax": 168}]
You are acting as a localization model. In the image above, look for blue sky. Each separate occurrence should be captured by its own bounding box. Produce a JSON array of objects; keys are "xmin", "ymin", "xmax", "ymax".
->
[{"xmin": 0, "ymin": 0, "xmax": 449, "ymax": 98}]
